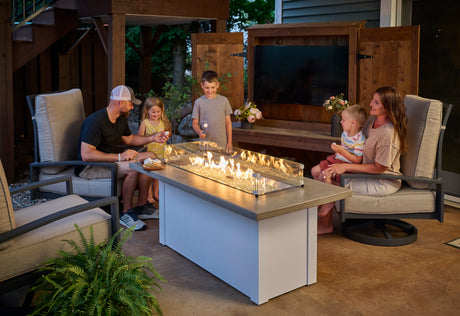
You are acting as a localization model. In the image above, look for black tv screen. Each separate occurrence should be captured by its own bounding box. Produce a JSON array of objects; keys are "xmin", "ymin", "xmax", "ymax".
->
[{"xmin": 253, "ymin": 45, "xmax": 349, "ymax": 106}]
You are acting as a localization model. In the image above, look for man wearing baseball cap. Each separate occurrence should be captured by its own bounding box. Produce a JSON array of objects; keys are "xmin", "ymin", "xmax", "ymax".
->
[{"xmin": 76, "ymin": 85, "xmax": 169, "ymax": 231}]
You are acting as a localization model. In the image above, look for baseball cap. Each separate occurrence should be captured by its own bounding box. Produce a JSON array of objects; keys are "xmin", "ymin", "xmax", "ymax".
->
[{"xmin": 110, "ymin": 85, "xmax": 142, "ymax": 105}]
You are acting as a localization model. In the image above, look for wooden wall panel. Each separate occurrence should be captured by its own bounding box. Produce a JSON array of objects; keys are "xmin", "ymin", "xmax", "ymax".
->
[
  {"xmin": 94, "ymin": 32, "xmax": 109, "ymax": 111},
  {"xmin": 39, "ymin": 50, "xmax": 53, "ymax": 92},
  {"xmin": 80, "ymin": 35, "xmax": 94, "ymax": 116},
  {"xmin": 58, "ymin": 53, "xmax": 70, "ymax": 90},
  {"xmin": 69, "ymin": 49, "xmax": 80, "ymax": 89},
  {"xmin": 192, "ymin": 32, "xmax": 244, "ymax": 110},
  {"xmin": 0, "ymin": 0, "xmax": 14, "ymax": 179},
  {"xmin": 358, "ymin": 26, "xmax": 419, "ymax": 107}
]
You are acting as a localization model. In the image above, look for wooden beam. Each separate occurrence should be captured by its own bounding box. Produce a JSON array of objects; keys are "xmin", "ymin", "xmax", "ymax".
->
[
  {"xmin": 111, "ymin": 0, "xmax": 229, "ymax": 20},
  {"xmin": 92, "ymin": 17, "xmax": 108, "ymax": 55},
  {"xmin": 66, "ymin": 25, "xmax": 94, "ymax": 55},
  {"xmin": 0, "ymin": 0, "xmax": 15, "ymax": 181},
  {"xmin": 108, "ymin": 13, "xmax": 125, "ymax": 91},
  {"xmin": 125, "ymin": 36, "xmax": 141, "ymax": 56}
]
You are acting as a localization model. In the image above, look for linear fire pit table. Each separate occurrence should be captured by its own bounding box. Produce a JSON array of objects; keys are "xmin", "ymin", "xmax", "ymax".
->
[{"xmin": 130, "ymin": 161, "xmax": 351, "ymax": 304}]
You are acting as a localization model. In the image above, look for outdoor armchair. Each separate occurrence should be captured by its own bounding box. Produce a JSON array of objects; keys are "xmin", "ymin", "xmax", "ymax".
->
[
  {"xmin": 0, "ymin": 159, "xmax": 119, "ymax": 296},
  {"xmin": 340, "ymin": 95, "xmax": 452, "ymax": 246},
  {"xmin": 26, "ymin": 88, "xmax": 120, "ymax": 199}
]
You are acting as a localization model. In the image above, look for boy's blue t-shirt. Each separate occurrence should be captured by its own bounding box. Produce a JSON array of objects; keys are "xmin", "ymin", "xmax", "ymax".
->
[{"xmin": 192, "ymin": 94, "xmax": 232, "ymax": 147}]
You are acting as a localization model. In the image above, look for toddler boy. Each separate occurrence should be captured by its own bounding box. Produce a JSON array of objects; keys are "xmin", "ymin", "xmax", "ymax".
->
[{"xmin": 311, "ymin": 104, "xmax": 368, "ymax": 185}]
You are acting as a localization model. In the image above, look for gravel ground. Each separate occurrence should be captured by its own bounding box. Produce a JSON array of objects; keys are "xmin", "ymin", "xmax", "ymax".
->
[{"xmin": 8, "ymin": 170, "xmax": 47, "ymax": 210}]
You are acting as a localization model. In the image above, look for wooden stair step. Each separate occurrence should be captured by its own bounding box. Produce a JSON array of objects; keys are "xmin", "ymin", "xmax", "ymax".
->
[
  {"xmin": 31, "ymin": 7, "xmax": 77, "ymax": 26},
  {"xmin": 13, "ymin": 7, "xmax": 79, "ymax": 71}
]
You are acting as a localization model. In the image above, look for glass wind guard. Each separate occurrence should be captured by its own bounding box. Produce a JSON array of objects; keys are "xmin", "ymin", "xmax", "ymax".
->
[{"xmin": 164, "ymin": 141, "xmax": 304, "ymax": 196}]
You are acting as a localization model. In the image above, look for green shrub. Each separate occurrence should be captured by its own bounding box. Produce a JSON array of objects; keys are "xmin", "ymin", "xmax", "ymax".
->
[{"xmin": 30, "ymin": 225, "xmax": 166, "ymax": 316}]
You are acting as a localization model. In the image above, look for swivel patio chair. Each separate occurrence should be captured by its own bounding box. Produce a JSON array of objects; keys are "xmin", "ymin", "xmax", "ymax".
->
[
  {"xmin": 340, "ymin": 94, "xmax": 452, "ymax": 246},
  {"xmin": 0, "ymin": 159, "xmax": 119, "ymax": 297},
  {"xmin": 26, "ymin": 89, "xmax": 120, "ymax": 200}
]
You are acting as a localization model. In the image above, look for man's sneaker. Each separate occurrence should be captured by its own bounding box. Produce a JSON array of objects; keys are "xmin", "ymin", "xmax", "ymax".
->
[
  {"xmin": 134, "ymin": 202, "xmax": 159, "ymax": 219},
  {"xmin": 119, "ymin": 210, "xmax": 146, "ymax": 231}
]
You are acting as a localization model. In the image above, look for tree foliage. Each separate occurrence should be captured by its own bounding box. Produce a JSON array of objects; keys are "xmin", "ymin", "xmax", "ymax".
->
[
  {"xmin": 125, "ymin": 0, "xmax": 275, "ymax": 96},
  {"xmin": 228, "ymin": 0, "xmax": 275, "ymax": 31}
]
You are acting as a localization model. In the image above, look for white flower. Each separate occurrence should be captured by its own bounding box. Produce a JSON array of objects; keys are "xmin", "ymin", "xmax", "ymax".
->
[
  {"xmin": 255, "ymin": 111, "xmax": 262, "ymax": 119},
  {"xmin": 250, "ymin": 107, "xmax": 258, "ymax": 114},
  {"xmin": 234, "ymin": 109, "xmax": 241, "ymax": 116},
  {"xmin": 247, "ymin": 115, "xmax": 256, "ymax": 123}
]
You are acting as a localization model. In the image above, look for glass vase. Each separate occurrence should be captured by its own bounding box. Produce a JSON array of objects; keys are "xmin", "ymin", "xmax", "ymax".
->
[
  {"xmin": 331, "ymin": 114, "xmax": 342, "ymax": 137},
  {"xmin": 240, "ymin": 120, "xmax": 254, "ymax": 129}
]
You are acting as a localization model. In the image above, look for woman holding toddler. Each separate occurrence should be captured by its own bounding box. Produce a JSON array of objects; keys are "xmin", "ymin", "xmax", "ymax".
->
[{"xmin": 316, "ymin": 86, "xmax": 408, "ymax": 234}]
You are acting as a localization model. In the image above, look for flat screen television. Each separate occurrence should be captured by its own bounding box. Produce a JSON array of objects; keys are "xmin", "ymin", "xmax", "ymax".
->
[{"xmin": 253, "ymin": 45, "xmax": 349, "ymax": 106}]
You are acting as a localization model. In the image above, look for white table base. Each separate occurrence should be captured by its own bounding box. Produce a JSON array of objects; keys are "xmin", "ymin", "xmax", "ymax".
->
[{"xmin": 159, "ymin": 182, "xmax": 317, "ymax": 305}]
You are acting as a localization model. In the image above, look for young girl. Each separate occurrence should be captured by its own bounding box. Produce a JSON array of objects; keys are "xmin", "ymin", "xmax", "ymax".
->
[{"xmin": 138, "ymin": 97, "xmax": 171, "ymax": 213}]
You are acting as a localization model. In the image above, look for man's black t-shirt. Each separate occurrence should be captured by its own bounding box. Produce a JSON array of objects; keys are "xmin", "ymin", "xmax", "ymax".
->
[{"xmin": 75, "ymin": 108, "xmax": 131, "ymax": 175}]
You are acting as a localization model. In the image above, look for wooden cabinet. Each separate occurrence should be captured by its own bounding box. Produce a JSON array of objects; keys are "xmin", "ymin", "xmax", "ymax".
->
[{"xmin": 246, "ymin": 22, "xmax": 419, "ymax": 123}]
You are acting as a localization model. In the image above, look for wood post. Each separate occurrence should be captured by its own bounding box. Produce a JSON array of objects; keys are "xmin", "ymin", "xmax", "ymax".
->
[{"xmin": 108, "ymin": 13, "xmax": 125, "ymax": 92}]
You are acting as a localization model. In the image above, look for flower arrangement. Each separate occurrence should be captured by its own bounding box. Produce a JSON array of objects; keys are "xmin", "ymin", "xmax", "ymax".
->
[
  {"xmin": 234, "ymin": 101, "xmax": 263, "ymax": 123},
  {"xmin": 323, "ymin": 93, "xmax": 349, "ymax": 113}
]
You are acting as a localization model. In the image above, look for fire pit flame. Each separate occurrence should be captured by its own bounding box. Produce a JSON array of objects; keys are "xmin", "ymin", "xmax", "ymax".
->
[
  {"xmin": 164, "ymin": 142, "xmax": 304, "ymax": 196},
  {"xmin": 190, "ymin": 151, "xmax": 255, "ymax": 181}
]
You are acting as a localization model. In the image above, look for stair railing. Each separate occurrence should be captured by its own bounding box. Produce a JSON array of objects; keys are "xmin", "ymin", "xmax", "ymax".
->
[{"xmin": 11, "ymin": 0, "xmax": 59, "ymax": 32}]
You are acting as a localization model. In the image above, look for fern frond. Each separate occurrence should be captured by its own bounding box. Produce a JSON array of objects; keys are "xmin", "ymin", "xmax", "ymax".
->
[{"xmin": 31, "ymin": 224, "xmax": 165, "ymax": 315}]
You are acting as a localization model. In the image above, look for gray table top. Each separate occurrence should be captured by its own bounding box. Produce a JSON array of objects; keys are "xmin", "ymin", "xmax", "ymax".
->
[{"xmin": 130, "ymin": 162, "xmax": 351, "ymax": 221}]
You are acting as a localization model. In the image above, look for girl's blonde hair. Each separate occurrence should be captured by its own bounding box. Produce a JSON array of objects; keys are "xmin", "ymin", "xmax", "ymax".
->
[{"xmin": 142, "ymin": 97, "xmax": 171, "ymax": 131}]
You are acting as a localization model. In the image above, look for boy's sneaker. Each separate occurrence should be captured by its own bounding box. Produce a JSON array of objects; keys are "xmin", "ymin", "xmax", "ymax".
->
[
  {"xmin": 119, "ymin": 210, "xmax": 146, "ymax": 231},
  {"xmin": 134, "ymin": 202, "xmax": 159, "ymax": 219}
]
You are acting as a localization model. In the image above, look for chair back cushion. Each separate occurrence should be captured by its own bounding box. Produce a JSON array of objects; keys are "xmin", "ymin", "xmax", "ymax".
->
[
  {"xmin": 0, "ymin": 160, "xmax": 16, "ymax": 250},
  {"xmin": 402, "ymin": 95, "xmax": 442, "ymax": 189},
  {"xmin": 35, "ymin": 89, "xmax": 86, "ymax": 174}
]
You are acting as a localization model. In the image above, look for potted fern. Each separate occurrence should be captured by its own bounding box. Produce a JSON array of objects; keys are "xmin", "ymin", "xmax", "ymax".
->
[{"xmin": 30, "ymin": 225, "xmax": 166, "ymax": 315}]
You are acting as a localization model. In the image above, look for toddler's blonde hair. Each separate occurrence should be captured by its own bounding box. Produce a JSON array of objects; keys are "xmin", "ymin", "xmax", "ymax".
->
[{"xmin": 342, "ymin": 104, "xmax": 368, "ymax": 128}]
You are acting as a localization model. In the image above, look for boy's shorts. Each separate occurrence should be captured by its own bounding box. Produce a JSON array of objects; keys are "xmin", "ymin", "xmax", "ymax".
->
[
  {"xmin": 318, "ymin": 154, "xmax": 346, "ymax": 184},
  {"xmin": 318, "ymin": 154, "xmax": 345, "ymax": 171}
]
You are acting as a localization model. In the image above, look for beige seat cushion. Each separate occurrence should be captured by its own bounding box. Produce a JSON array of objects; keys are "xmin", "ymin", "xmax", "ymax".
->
[
  {"xmin": 402, "ymin": 95, "xmax": 442, "ymax": 189},
  {"xmin": 35, "ymin": 89, "xmax": 86, "ymax": 174},
  {"xmin": 344, "ymin": 185, "xmax": 435, "ymax": 215},
  {"xmin": 0, "ymin": 194, "xmax": 111, "ymax": 282},
  {"xmin": 0, "ymin": 161, "xmax": 15, "ymax": 251},
  {"xmin": 38, "ymin": 168, "xmax": 122, "ymax": 197}
]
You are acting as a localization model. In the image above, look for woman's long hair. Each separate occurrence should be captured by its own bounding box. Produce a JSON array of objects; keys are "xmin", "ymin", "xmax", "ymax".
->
[{"xmin": 375, "ymin": 86, "xmax": 408, "ymax": 154}]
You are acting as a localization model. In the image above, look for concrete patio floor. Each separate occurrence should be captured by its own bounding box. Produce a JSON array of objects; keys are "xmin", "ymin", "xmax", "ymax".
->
[{"xmin": 123, "ymin": 204, "xmax": 460, "ymax": 315}]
